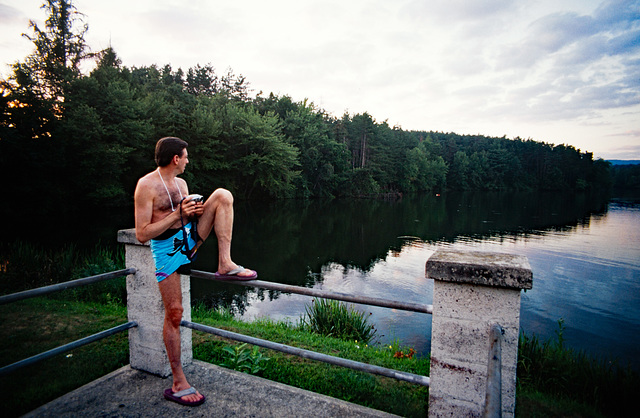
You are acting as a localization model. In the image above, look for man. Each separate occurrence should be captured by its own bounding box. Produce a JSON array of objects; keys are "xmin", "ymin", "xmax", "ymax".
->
[{"xmin": 134, "ymin": 136, "xmax": 257, "ymax": 407}]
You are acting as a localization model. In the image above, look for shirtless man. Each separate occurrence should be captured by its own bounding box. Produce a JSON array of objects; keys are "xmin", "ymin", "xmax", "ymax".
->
[{"xmin": 134, "ymin": 136, "xmax": 257, "ymax": 407}]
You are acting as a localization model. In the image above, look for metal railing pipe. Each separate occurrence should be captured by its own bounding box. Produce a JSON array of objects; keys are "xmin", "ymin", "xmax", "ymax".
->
[
  {"xmin": 483, "ymin": 323, "xmax": 503, "ymax": 418},
  {"xmin": 0, "ymin": 321, "xmax": 137, "ymax": 376},
  {"xmin": 0, "ymin": 268, "xmax": 136, "ymax": 305},
  {"xmin": 190, "ymin": 270, "xmax": 433, "ymax": 314},
  {"xmin": 182, "ymin": 320, "xmax": 430, "ymax": 387}
]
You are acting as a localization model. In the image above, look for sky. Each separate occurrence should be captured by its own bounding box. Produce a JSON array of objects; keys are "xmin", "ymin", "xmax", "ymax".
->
[{"xmin": 1, "ymin": 0, "xmax": 639, "ymax": 160}]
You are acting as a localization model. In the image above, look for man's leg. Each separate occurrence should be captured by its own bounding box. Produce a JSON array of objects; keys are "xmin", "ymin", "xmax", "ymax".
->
[
  {"xmin": 158, "ymin": 272, "xmax": 203, "ymax": 403},
  {"xmin": 196, "ymin": 188, "xmax": 255, "ymax": 277}
]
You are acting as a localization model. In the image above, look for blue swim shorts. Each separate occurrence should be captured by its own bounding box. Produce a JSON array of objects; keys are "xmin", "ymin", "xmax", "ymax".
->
[{"xmin": 150, "ymin": 222, "xmax": 198, "ymax": 282}]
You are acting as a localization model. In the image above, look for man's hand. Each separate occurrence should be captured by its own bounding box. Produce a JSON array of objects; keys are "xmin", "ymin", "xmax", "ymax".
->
[{"xmin": 182, "ymin": 197, "xmax": 204, "ymax": 219}]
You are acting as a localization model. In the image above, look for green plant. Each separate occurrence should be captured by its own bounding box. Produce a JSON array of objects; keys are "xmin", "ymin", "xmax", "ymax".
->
[
  {"xmin": 220, "ymin": 343, "xmax": 270, "ymax": 375},
  {"xmin": 299, "ymin": 298, "xmax": 377, "ymax": 344},
  {"xmin": 0, "ymin": 242, "xmax": 126, "ymax": 304},
  {"xmin": 517, "ymin": 318, "xmax": 638, "ymax": 417},
  {"xmin": 202, "ymin": 304, "xmax": 235, "ymax": 322},
  {"xmin": 0, "ymin": 298, "xmax": 129, "ymax": 417},
  {"xmin": 245, "ymin": 346, "xmax": 270, "ymax": 374},
  {"xmin": 385, "ymin": 337, "xmax": 416, "ymax": 359}
]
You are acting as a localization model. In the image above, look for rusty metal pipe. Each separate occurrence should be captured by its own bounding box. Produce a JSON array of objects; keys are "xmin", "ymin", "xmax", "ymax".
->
[
  {"xmin": 181, "ymin": 320, "xmax": 430, "ymax": 387},
  {"xmin": 190, "ymin": 270, "xmax": 432, "ymax": 314}
]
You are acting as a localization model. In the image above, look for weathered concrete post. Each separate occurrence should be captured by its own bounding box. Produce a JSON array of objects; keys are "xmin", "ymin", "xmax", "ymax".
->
[
  {"xmin": 117, "ymin": 228, "xmax": 192, "ymax": 377},
  {"xmin": 426, "ymin": 250, "xmax": 532, "ymax": 418}
]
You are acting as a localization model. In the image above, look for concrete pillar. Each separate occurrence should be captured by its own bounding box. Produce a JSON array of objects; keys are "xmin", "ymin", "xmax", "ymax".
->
[
  {"xmin": 426, "ymin": 250, "xmax": 532, "ymax": 418},
  {"xmin": 117, "ymin": 228, "xmax": 192, "ymax": 377}
]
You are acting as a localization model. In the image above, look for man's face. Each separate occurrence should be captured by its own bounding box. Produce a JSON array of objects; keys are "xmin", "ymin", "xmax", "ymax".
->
[{"xmin": 177, "ymin": 149, "xmax": 189, "ymax": 173}]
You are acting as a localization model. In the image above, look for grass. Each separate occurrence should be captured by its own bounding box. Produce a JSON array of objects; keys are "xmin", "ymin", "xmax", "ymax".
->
[
  {"xmin": 1, "ymin": 243, "xmax": 638, "ymax": 417},
  {"xmin": 515, "ymin": 388, "xmax": 606, "ymax": 418},
  {"xmin": 0, "ymin": 242, "xmax": 129, "ymax": 417},
  {"xmin": 298, "ymin": 298, "xmax": 378, "ymax": 344},
  {"xmin": 191, "ymin": 304, "xmax": 430, "ymax": 417},
  {"xmin": 515, "ymin": 320, "xmax": 638, "ymax": 417},
  {"xmin": 0, "ymin": 297, "xmax": 130, "ymax": 418},
  {"xmin": 0, "ymin": 241, "xmax": 127, "ymax": 303},
  {"xmin": 2, "ymin": 297, "xmax": 638, "ymax": 417}
]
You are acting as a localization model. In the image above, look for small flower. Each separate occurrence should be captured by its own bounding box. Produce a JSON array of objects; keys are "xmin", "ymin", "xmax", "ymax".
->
[{"xmin": 66, "ymin": 354, "xmax": 73, "ymax": 358}]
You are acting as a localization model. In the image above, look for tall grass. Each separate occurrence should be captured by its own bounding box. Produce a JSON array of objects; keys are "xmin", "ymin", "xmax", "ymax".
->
[
  {"xmin": 0, "ymin": 241, "xmax": 126, "ymax": 303},
  {"xmin": 299, "ymin": 298, "xmax": 377, "ymax": 344},
  {"xmin": 517, "ymin": 319, "xmax": 638, "ymax": 417}
]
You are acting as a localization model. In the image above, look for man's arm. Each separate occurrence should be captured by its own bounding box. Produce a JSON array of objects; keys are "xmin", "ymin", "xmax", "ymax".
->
[{"xmin": 134, "ymin": 178, "xmax": 181, "ymax": 243}]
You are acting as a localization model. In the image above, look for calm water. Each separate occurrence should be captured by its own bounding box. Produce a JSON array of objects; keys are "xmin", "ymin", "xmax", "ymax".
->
[{"xmin": 190, "ymin": 192, "xmax": 640, "ymax": 370}]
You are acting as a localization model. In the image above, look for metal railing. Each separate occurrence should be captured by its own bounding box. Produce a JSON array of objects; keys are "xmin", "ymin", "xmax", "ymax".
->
[
  {"xmin": 190, "ymin": 270, "xmax": 433, "ymax": 314},
  {"xmin": 483, "ymin": 323, "xmax": 504, "ymax": 418},
  {"xmin": 0, "ymin": 269, "xmax": 135, "ymax": 305},
  {"xmin": 189, "ymin": 269, "xmax": 432, "ymax": 387},
  {"xmin": 0, "ymin": 269, "xmax": 137, "ymax": 376},
  {"xmin": 182, "ymin": 320, "xmax": 430, "ymax": 386}
]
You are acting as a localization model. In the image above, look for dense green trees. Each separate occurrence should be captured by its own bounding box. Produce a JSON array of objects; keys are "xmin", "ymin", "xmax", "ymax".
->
[
  {"xmin": 612, "ymin": 164, "xmax": 640, "ymax": 190},
  {"xmin": 1, "ymin": 0, "xmax": 617, "ymax": 230}
]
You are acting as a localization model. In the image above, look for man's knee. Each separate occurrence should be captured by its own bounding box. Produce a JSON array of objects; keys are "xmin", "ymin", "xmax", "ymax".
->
[
  {"xmin": 212, "ymin": 188, "xmax": 233, "ymax": 206},
  {"xmin": 165, "ymin": 303, "xmax": 184, "ymax": 326}
]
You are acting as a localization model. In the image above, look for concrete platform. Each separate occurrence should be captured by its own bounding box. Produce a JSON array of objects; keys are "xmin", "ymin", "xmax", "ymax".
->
[{"xmin": 25, "ymin": 360, "xmax": 397, "ymax": 417}]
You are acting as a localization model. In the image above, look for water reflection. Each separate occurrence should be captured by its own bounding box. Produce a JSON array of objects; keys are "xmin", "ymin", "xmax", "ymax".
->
[
  {"xmin": 192, "ymin": 192, "xmax": 609, "ymax": 308},
  {"xmin": 190, "ymin": 192, "xmax": 640, "ymax": 369}
]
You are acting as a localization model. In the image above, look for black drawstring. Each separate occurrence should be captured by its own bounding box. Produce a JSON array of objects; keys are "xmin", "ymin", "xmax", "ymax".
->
[{"xmin": 179, "ymin": 197, "xmax": 200, "ymax": 261}]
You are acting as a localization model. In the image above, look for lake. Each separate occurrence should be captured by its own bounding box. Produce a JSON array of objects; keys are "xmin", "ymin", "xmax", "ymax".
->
[{"xmin": 189, "ymin": 191, "xmax": 640, "ymax": 370}]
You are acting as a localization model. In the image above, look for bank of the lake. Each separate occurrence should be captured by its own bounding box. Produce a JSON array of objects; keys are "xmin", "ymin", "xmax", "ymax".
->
[
  {"xmin": 1, "ymin": 296, "xmax": 636, "ymax": 417},
  {"xmin": 3, "ymin": 191, "xmax": 638, "ymax": 371},
  {"xmin": 2, "ymin": 191, "xmax": 639, "ymax": 415}
]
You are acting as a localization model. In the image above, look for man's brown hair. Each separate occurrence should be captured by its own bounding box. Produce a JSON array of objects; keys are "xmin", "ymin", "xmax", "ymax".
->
[{"xmin": 155, "ymin": 137, "xmax": 188, "ymax": 167}]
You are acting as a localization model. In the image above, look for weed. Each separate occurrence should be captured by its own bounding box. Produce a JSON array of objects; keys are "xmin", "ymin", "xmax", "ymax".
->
[
  {"xmin": 193, "ymin": 303, "xmax": 236, "ymax": 322},
  {"xmin": 517, "ymin": 318, "xmax": 638, "ymax": 416},
  {"xmin": 299, "ymin": 298, "xmax": 377, "ymax": 344},
  {"xmin": 386, "ymin": 337, "xmax": 416, "ymax": 359},
  {"xmin": 220, "ymin": 343, "xmax": 270, "ymax": 375},
  {"xmin": 0, "ymin": 242, "xmax": 126, "ymax": 304}
]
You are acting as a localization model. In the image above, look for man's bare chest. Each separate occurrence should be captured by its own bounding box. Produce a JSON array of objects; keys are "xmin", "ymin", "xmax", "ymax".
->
[{"xmin": 154, "ymin": 182, "xmax": 183, "ymax": 213}]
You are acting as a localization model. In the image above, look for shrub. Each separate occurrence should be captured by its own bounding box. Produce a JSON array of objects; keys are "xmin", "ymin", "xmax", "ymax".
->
[
  {"xmin": 517, "ymin": 319, "xmax": 638, "ymax": 416},
  {"xmin": 0, "ymin": 242, "xmax": 126, "ymax": 304},
  {"xmin": 299, "ymin": 298, "xmax": 377, "ymax": 344},
  {"xmin": 220, "ymin": 343, "xmax": 270, "ymax": 375}
]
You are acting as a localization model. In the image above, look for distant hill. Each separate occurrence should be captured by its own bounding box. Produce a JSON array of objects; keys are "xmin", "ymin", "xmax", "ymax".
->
[{"xmin": 608, "ymin": 160, "xmax": 640, "ymax": 166}]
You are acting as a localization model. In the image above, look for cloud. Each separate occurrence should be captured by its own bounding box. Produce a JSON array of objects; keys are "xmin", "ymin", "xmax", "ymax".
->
[
  {"xmin": 0, "ymin": 4, "xmax": 22, "ymax": 23},
  {"xmin": 608, "ymin": 28, "xmax": 640, "ymax": 55},
  {"xmin": 607, "ymin": 129, "xmax": 640, "ymax": 137},
  {"xmin": 498, "ymin": 0, "xmax": 639, "ymax": 68},
  {"xmin": 403, "ymin": 0, "xmax": 516, "ymax": 22},
  {"xmin": 598, "ymin": 141, "xmax": 640, "ymax": 159},
  {"xmin": 498, "ymin": 13, "xmax": 595, "ymax": 68},
  {"xmin": 594, "ymin": 0, "xmax": 640, "ymax": 27},
  {"xmin": 474, "ymin": 0, "xmax": 640, "ymax": 129},
  {"xmin": 2, "ymin": 0, "xmax": 639, "ymax": 158}
]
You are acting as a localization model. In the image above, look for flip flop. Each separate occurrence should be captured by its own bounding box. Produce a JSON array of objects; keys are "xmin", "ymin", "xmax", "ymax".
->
[
  {"xmin": 214, "ymin": 266, "xmax": 258, "ymax": 281},
  {"xmin": 163, "ymin": 387, "xmax": 206, "ymax": 407}
]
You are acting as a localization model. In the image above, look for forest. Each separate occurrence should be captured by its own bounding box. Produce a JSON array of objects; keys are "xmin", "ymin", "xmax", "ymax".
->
[{"xmin": 0, "ymin": 1, "xmax": 624, "ymax": 230}]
